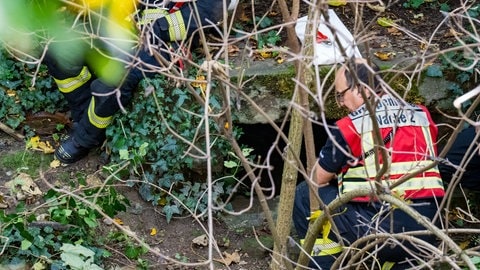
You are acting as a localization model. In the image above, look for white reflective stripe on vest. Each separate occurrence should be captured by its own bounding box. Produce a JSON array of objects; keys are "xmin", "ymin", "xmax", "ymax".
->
[
  {"xmin": 54, "ymin": 66, "xmax": 91, "ymax": 93},
  {"xmin": 87, "ymin": 97, "xmax": 113, "ymax": 129},
  {"xmin": 341, "ymin": 176, "xmax": 444, "ymax": 194},
  {"xmin": 345, "ymin": 160, "xmax": 440, "ymax": 178}
]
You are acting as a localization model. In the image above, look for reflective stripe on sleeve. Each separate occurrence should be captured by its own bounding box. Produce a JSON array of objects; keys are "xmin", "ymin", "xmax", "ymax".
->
[
  {"xmin": 137, "ymin": 8, "xmax": 168, "ymax": 25},
  {"xmin": 165, "ymin": 11, "xmax": 186, "ymax": 41}
]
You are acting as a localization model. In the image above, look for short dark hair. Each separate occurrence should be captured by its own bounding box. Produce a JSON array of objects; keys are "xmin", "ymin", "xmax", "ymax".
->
[{"xmin": 344, "ymin": 62, "xmax": 381, "ymax": 92}]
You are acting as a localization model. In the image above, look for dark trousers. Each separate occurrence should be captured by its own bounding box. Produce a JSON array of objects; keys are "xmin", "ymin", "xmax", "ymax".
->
[{"xmin": 293, "ymin": 181, "xmax": 440, "ymax": 269}]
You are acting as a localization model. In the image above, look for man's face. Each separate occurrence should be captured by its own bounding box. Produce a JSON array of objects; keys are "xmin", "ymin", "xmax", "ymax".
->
[{"xmin": 334, "ymin": 67, "xmax": 364, "ymax": 112}]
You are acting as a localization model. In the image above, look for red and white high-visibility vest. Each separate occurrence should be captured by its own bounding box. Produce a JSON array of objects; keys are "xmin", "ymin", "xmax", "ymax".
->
[{"xmin": 336, "ymin": 94, "xmax": 445, "ymax": 202}]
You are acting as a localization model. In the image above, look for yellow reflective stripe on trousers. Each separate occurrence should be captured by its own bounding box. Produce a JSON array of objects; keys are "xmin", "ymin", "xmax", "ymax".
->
[
  {"xmin": 87, "ymin": 97, "xmax": 113, "ymax": 129},
  {"xmin": 54, "ymin": 66, "xmax": 91, "ymax": 93},
  {"xmin": 300, "ymin": 238, "xmax": 342, "ymax": 256},
  {"xmin": 165, "ymin": 11, "xmax": 186, "ymax": 41},
  {"xmin": 341, "ymin": 176, "xmax": 444, "ymax": 194}
]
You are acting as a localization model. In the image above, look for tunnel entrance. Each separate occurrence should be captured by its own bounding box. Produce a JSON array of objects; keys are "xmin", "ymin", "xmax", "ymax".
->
[{"xmin": 236, "ymin": 120, "xmax": 335, "ymax": 196}]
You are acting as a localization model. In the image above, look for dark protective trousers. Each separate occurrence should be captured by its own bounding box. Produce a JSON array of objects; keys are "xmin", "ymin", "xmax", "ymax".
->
[
  {"xmin": 43, "ymin": 45, "xmax": 162, "ymax": 148},
  {"xmin": 293, "ymin": 181, "xmax": 440, "ymax": 269},
  {"xmin": 43, "ymin": 0, "xmax": 226, "ymax": 148},
  {"xmin": 439, "ymin": 125, "xmax": 480, "ymax": 191}
]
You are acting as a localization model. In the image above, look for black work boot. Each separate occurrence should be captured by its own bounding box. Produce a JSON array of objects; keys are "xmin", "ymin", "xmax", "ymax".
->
[{"xmin": 54, "ymin": 136, "xmax": 90, "ymax": 164}]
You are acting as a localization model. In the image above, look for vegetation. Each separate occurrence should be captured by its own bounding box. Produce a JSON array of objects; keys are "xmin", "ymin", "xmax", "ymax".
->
[{"xmin": 0, "ymin": 0, "xmax": 480, "ymax": 269}]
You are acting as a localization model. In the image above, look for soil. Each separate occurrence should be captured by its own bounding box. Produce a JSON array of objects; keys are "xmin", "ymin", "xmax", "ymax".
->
[{"xmin": 0, "ymin": 1, "xmax": 468, "ymax": 269}]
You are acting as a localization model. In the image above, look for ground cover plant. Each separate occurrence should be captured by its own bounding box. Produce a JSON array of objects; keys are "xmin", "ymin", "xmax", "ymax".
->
[{"xmin": 0, "ymin": 0, "xmax": 480, "ymax": 269}]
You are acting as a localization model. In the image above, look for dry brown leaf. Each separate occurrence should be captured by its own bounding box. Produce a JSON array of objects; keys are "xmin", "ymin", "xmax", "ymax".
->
[
  {"xmin": 420, "ymin": 42, "xmax": 428, "ymax": 51},
  {"xmin": 259, "ymin": 50, "xmax": 273, "ymax": 58},
  {"xmin": 444, "ymin": 28, "xmax": 464, "ymax": 37},
  {"xmin": 50, "ymin": 159, "xmax": 61, "ymax": 168},
  {"xmin": 27, "ymin": 136, "xmax": 55, "ymax": 154},
  {"xmin": 387, "ymin": 28, "xmax": 402, "ymax": 36},
  {"xmin": 374, "ymin": 51, "xmax": 395, "ymax": 61},
  {"xmin": 238, "ymin": 11, "xmax": 250, "ymax": 23},
  {"xmin": 214, "ymin": 251, "xmax": 241, "ymax": 266},
  {"xmin": 276, "ymin": 56, "xmax": 285, "ymax": 64},
  {"xmin": 5, "ymin": 173, "xmax": 42, "ymax": 203},
  {"xmin": 0, "ymin": 193, "xmax": 8, "ymax": 209},
  {"xmin": 366, "ymin": 2, "xmax": 385, "ymax": 12},
  {"xmin": 228, "ymin": 44, "xmax": 239, "ymax": 56},
  {"xmin": 192, "ymin": 234, "xmax": 208, "ymax": 246},
  {"xmin": 459, "ymin": 240, "xmax": 470, "ymax": 250},
  {"xmin": 113, "ymin": 217, "xmax": 124, "ymax": 225},
  {"xmin": 380, "ymin": 42, "xmax": 389, "ymax": 48}
]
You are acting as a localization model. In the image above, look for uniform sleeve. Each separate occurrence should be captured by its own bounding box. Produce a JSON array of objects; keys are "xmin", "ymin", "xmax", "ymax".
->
[
  {"xmin": 318, "ymin": 127, "xmax": 349, "ymax": 173},
  {"xmin": 151, "ymin": 0, "xmax": 225, "ymax": 42}
]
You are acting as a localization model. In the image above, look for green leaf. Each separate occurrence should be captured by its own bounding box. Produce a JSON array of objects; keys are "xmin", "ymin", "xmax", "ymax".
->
[
  {"xmin": 377, "ymin": 17, "xmax": 394, "ymax": 27},
  {"xmin": 83, "ymin": 217, "xmax": 97, "ymax": 228},
  {"xmin": 426, "ymin": 65, "xmax": 443, "ymax": 77},
  {"xmin": 224, "ymin": 160, "xmax": 238, "ymax": 168},
  {"xmin": 119, "ymin": 149, "xmax": 130, "ymax": 160},
  {"xmin": 21, "ymin": 239, "xmax": 32, "ymax": 250},
  {"xmin": 470, "ymin": 256, "xmax": 480, "ymax": 264},
  {"xmin": 125, "ymin": 245, "xmax": 142, "ymax": 259},
  {"xmin": 163, "ymin": 204, "xmax": 180, "ymax": 223},
  {"xmin": 77, "ymin": 208, "xmax": 87, "ymax": 216},
  {"xmin": 138, "ymin": 142, "xmax": 149, "ymax": 157}
]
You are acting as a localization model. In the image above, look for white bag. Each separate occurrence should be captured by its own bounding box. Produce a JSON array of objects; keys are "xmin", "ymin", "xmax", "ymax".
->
[{"xmin": 295, "ymin": 9, "xmax": 362, "ymax": 65}]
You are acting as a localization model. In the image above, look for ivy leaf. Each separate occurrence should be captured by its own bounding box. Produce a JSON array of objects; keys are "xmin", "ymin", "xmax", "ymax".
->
[
  {"xmin": 224, "ymin": 160, "xmax": 238, "ymax": 168},
  {"xmin": 119, "ymin": 149, "xmax": 130, "ymax": 160},
  {"xmin": 125, "ymin": 245, "xmax": 144, "ymax": 259},
  {"xmin": 426, "ymin": 65, "xmax": 443, "ymax": 77},
  {"xmin": 21, "ymin": 239, "xmax": 32, "ymax": 250},
  {"xmin": 163, "ymin": 204, "xmax": 180, "ymax": 223},
  {"xmin": 377, "ymin": 17, "xmax": 394, "ymax": 27},
  {"xmin": 83, "ymin": 216, "xmax": 97, "ymax": 228}
]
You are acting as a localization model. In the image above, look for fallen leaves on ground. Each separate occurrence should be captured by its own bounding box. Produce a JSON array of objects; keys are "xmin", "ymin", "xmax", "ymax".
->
[
  {"xmin": 50, "ymin": 159, "xmax": 61, "ymax": 168},
  {"xmin": 214, "ymin": 251, "xmax": 242, "ymax": 266},
  {"xmin": 5, "ymin": 173, "xmax": 42, "ymax": 203},
  {"xmin": 374, "ymin": 51, "xmax": 395, "ymax": 61},
  {"xmin": 27, "ymin": 136, "xmax": 55, "ymax": 154},
  {"xmin": 192, "ymin": 234, "xmax": 208, "ymax": 247}
]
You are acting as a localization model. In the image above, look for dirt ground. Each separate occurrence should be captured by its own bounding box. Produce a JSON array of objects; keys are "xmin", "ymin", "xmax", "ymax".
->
[
  {"xmin": 0, "ymin": 132, "xmax": 274, "ymax": 270},
  {"xmin": 0, "ymin": 1, "xmax": 469, "ymax": 269}
]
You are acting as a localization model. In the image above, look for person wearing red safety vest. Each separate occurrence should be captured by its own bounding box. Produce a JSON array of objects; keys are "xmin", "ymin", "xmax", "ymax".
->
[
  {"xmin": 336, "ymin": 93, "xmax": 445, "ymax": 202},
  {"xmin": 293, "ymin": 59, "xmax": 445, "ymax": 269},
  {"xmin": 44, "ymin": 0, "xmax": 237, "ymax": 164}
]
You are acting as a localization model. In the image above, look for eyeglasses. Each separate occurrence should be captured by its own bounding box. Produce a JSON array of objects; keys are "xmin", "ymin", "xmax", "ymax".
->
[{"xmin": 335, "ymin": 85, "xmax": 352, "ymax": 103}]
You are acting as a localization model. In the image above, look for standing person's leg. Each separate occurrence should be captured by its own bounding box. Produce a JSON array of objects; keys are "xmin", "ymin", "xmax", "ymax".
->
[
  {"xmin": 43, "ymin": 45, "xmax": 93, "ymax": 126},
  {"xmin": 55, "ymin": 46, "xmax": 165, "ymax": 164}
]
